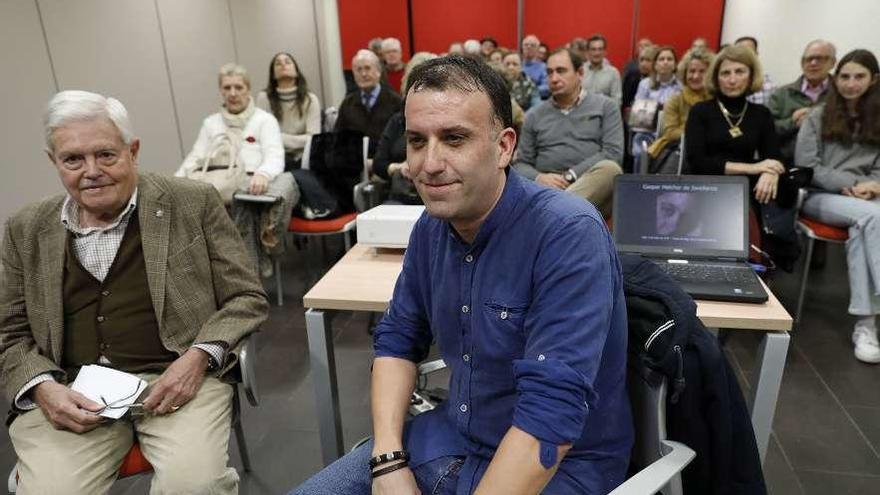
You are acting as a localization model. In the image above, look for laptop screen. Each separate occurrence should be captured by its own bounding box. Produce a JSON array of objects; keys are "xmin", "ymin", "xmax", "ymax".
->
[{"xmin": 612, "ymin": 175, "xmax": 749, "ymax": 259}]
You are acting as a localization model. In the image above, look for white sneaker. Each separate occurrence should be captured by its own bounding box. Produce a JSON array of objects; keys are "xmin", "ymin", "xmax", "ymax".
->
[{"xmin": 852, "ymin": 324, "xmax": 880, "ymax": 364}]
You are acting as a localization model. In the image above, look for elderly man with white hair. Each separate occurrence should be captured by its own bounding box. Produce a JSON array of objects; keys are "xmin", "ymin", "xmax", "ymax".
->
[
  {"xmin": 0, "ymin": 90, "xmax": 268, "ymax": 493},
  {"xmin": 336, "ymin": 49, "xmax": 403, "ymax": 156},
  {"xmin": 521, "ymin": 34, "xmax": 549, "ymax": 98},
  {"xmin": 381, "ymin": 37, "xmax": 406, "ymax": 93}
]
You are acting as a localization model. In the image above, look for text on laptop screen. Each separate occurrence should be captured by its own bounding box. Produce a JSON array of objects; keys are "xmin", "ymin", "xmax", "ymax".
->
[{"xmin": 614, "ymin": 178, "xmax": 745, "ymax": 254}]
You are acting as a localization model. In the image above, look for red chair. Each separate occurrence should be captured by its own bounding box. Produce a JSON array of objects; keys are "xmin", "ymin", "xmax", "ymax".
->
[{"xmin": 794, "ymin": 216, "xmax": 849, "ymax": 328}]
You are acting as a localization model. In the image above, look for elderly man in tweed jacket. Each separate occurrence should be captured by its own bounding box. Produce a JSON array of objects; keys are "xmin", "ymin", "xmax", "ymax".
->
[{"xmin": 0, "ymin": 90, "xmax": 268, "ymax": 494}]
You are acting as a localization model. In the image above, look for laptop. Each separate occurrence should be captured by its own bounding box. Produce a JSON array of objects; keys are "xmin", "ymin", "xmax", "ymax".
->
[{"xmin": 612, "ymin": 175, "xmax": 768, "ymax": 303}]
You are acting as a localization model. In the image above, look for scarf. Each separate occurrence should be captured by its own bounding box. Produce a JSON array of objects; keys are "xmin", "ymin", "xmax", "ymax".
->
[
  {"xmin": 211, "ymin": 96, "xmax": 256, "ymax": 167},
  {"xmin": 277, "ymin": 86, "xmax": 298, "ymax": 102}
]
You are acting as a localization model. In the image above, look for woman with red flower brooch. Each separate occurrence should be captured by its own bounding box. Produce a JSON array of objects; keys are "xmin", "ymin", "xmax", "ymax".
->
[{"xmin": 176, "ymin": 63, "xmax": 299, "ymax": 278}]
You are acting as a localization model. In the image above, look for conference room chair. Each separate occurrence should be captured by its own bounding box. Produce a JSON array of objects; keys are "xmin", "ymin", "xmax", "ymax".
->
[
  {"xmin": 403, "ymin": 359, "xmax": 694, "ymax": 495},
  {"xmin": 274, "ymin": 134, "xmax": 368, "ymax": 306},
  {"xmin": 7, "ymin": 335, "xmax": 260, "ymax": 493},
  {"xmin": 794, "ymin": 215, "xmax": 848, "ymax": 329}
]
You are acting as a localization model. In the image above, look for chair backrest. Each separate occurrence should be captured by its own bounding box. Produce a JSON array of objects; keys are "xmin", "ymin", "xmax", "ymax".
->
[
  {"xmin": 676, "ymin": 132, "xmax": 686, "ymax": 175},
  {"xmin": 626, "ymin": 363, "xmax": 685, "ymax": 495}
]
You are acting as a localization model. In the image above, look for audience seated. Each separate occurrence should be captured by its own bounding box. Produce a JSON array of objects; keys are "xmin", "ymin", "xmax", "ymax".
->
[
  {"xmin": 336, "ymin": 49, "xmax": 402, "ymax": 157},
  {"xmin": 795, "ymin": 49, "xmax": 880, "ymax": 363},
  {"xmin": 488, "ymin": 48, "xmax": 505, "ymax": 67},
  {"xmin": 177, "ymin": 63, "xmax": 298, "ymax": 278},
  {"xmin": 381, "ymin": 37, "xmax": 406, "ymax": 94},
  {"xmin": 648, "ymin": 48, "xmax": 714, "ymax": 162},
  {"xmin": 769, "ymin": 40, "xmax": 837, "ymax": 163},
  {"xmin": 630, "ymin": 46, "xmax": 682, "ymax": 157},
  {"xmin": 372, "ymin": 53, "xmax": 438, "ymax": 205},
  {"xmin": 291, "ymin": 54, "xmax": 631, "ymax": 495},
  {"xmin": 2, "ymin": 90, "xmax": 268, "ymax": 494},
  {"xmin": 538, "ymin": 42, "xmax": 550, "ymax": 62},
  {"xmin": 503, "ymin": 51, "xmax": 541, "ymax": 112},
  {"xmin": 582, "ymin": 34, "xmax": 623, "ymax": 105},
  {"xmin": 448, "ymin": 41, "xmax": 464, "ymax": 55},
  {"xmin": 521, "ymin": 34, "xmax": 549, "ymax": 98},
  {"xmin": 692, "ymin": 37, "xmax": 709, "ymax": 52},
  {"xmin": 513, "ymin": 48, "xmax": 624, "ymax": 217},
  {"xmin": 685, "ymin": 45, "xmax": 799, "ymax": 268},
  {"xmin": 736, "ymin": 36, "xmax": 775, "ymax": 105},
  {"xmin": 256, "ymin": 52, "xmax": 322, "ymax": 170},
  {"xmin": 463, "ymin": 39, "xmax": 482, "ymax": 58},
  {"xmin": 368, "ymin": 37, "xmax": 384, "ymax": 58},
  {"xmin": 622, "ymin": 39, "xmax": 655, "ymax": 110},
  {"xmin": 480, "ymin": 36, "xmax": 498, "ymax": 59}
]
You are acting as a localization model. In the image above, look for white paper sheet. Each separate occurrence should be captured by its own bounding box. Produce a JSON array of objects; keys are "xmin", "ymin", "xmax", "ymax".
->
[{"xmin": 70, "ymin": 365, "xmax": 148, "ymax": 419}]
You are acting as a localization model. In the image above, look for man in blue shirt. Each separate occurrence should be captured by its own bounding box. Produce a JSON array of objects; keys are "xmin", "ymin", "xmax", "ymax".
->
[
  {"xmin": 291, "ymin": 55, "xmax": 632, "ymax": 495},
  {"xmin": 522, "ymin": 34, "xmax": 550, "ymax": 99}
]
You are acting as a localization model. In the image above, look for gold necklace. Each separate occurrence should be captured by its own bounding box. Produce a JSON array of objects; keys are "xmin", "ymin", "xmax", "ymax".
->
[{"xmin": 718, "ymin": 100, "xmax": 748, "ymax": 138}]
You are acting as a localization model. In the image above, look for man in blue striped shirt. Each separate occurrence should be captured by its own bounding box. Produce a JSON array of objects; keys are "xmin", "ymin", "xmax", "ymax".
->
[{"xmin": 292, "ymin": 55, "xmax": 632, "ymax": 495}]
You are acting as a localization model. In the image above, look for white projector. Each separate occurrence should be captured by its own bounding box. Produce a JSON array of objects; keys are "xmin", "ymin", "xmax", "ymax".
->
[{"xmin": 356, "ymin": 204, "xmax": 425, "ymax": 248}]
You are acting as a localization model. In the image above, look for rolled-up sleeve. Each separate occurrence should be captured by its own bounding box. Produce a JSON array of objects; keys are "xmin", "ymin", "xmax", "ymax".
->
[
  {"xmin": 510, "ymin": 214, "xmax": 617, "ymax": 467},
  {"xmin": 373, "ymin": 217, "xmax": 433, "ymax": 364}
]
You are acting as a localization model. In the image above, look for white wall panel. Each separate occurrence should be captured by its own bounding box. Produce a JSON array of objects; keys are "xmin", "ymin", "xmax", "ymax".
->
[
  {"xmin": 0, "ymin": 0, "xmax": 63, "ymax": 227},
  {"xmin": 722, "ymin": 0, "xmax": 880, "ymax": 85},
  {"xmin": 156, "ymin": 0, "xmax": 237, "ymax": 153},
  {"xmin": 38, "ymin": 0, "xmax": 181, "ymax": 175},
  {"xmin": 228, "ymin": 0, "xmax": 325, "ymax": 107}
]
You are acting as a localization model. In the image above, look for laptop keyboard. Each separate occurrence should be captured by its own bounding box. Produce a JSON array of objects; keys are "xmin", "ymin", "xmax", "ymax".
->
[{"xmin": 657, "ymin": 263, "xmax": 758, "ymax": 285}]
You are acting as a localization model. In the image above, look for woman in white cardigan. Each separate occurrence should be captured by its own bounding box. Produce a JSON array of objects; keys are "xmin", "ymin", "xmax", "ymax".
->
[{"xmin": 177, "ymin": 63, "xmax": 299, "ymax": 277}]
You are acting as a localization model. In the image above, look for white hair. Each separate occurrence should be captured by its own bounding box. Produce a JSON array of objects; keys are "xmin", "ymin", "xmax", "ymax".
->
[
  {"xmin": 804, "ymin": 39, "xmax": 837, "ymax": 60},
  {"xmin": 381, "ymin": 37, "xmax": 402, "ymax": 51},
  {"xmin": 463, "ymin": 39, "xmax": 481, "ymax": 55},
  {"xmin": 353, "ymin": 49, "xmax": 381, "ymax": 70},
  {"xmin": 44, "ymin": 90, "xmax": 134, "ymax": 153},
  {"xmin": 218, "ymin": 62, "xmax": 251, "ymax": 87}
]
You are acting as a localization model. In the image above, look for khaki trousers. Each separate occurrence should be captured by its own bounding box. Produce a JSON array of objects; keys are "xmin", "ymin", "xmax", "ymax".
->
[
  {"xmin": 9, "ymin": 375, "xmax": 238, "ymax": 495},
  {"xmin": 565, "ymin": 160, "xmax": 623, "ymax": 218}
]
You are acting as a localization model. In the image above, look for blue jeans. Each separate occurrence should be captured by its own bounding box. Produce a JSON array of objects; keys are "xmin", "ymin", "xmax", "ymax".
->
[{"xmin": 289, "ymin": 439, "xmax": 465, "ymax": 495}]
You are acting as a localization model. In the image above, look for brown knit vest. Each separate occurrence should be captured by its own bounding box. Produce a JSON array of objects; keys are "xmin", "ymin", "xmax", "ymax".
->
[{"xmin": 62, "ymin": 212, "xmax": 177, "ymax": 377}]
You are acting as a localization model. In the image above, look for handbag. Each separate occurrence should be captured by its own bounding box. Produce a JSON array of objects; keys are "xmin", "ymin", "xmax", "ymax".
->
[
  {"xmin": 775, "ymin": 167, "xmax": 814, "ymax": 208},
  {"xmin": 187, "ymin": 132, "xmax": 249, "ymax": 204},
  {"xmin": 628, "ymin": 98, "xmax": 659, "ymax": 131}
]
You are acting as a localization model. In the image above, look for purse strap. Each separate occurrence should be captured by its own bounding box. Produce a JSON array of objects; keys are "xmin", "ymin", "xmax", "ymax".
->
[{"xmin": 200, "ymin": 131, "xmax": 240, "ymax": 174}]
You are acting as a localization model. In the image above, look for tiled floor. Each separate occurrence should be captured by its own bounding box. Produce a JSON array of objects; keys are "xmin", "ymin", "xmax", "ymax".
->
[{"xmin": 1, "ymin": 237, "xmax": 879, "ymax": 494}]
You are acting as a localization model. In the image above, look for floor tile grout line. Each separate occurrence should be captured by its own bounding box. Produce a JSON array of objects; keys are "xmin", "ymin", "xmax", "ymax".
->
[
  {"xmin": 770, "ymin": 432, "xmax": 807, "ymax": 494},
  {"xmin": 795, "ymin": 466, "xmax": 880, "ymax": 478},
  {"xmin": 791, "ymin": 340, "xmax": 880, "ymax": 463}
]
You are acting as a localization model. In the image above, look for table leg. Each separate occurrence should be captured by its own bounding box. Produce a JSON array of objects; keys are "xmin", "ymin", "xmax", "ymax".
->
[
  {"xmin": 749, "ymin": 331, "xmax": 790, "ymax": 465},
  {"xmin": 305, "ymin": 308, "xmax": 344, "ymax": 465}
]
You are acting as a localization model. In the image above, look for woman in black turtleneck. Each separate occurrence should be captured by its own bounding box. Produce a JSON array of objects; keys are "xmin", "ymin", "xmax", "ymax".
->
[
  {"xmin": 685, "ymin": 45, "xmax": 785, "ymax": 198},
  {"xmin": 685, "ymin": 45, "xmax": 799, "ymax": 268}
]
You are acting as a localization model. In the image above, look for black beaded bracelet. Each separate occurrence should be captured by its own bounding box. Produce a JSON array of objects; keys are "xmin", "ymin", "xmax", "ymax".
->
[
  {"xmin": 368, "ymin": 450, "xmax": 410, "ymax": 469},
  {"xmin": 371, "ymin": 461, "xmax": 409, "ymax": 479}
]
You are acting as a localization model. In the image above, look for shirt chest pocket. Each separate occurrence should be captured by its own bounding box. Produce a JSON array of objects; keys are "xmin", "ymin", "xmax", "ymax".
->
[{"xmin": 481, "ymin": 300, "xmax": 529, "ymax": 356}]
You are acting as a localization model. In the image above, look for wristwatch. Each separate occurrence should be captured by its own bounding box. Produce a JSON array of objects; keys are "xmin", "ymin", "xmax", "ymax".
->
[{"xmin": 564, "ymin": 169, "xmax": 578, "ymax": 184}]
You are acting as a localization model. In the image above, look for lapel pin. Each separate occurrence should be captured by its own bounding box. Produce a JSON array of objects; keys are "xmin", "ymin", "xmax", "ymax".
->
[{"xmin": 155, "ymin": 210, "xmax": 164, "ymax": 218}]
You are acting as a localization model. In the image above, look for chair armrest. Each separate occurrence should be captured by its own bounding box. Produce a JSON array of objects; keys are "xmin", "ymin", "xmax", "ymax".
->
[
  {"xmin": 238, "ymin": 334, "xmax": 259, "ymax": 407},
  {"xmin": 608, "ymin": 441, "xmax": 695, "ymax": 495},
  {"xmin": 417, "ymin": 359, "xmax": 447, "ymax": 376}
]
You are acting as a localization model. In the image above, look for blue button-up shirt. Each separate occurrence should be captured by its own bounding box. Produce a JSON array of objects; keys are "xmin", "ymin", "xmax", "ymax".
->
[
  {"xmin": 523, "ymin": 58, "xmax": 550, "ymax": 99},
  {"xmin": 374, "ymin": 170, "xmax": 633, "ymax": 494}
]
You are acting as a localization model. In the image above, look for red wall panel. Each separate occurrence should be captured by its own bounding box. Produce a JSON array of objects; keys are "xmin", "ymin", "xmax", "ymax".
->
[
  {"xmin": 338, "ymin": 0, "xmax": 410, "ymax": 69},
  {"xmin": 410, "ymin": 0, "xmax": 518, "ymax": 54},
  {"xmin": 523, "ymin": 0, "xmax": 636, "ymax": 70},
  {"xmin": 635, "ymin": 0, "xmax": 725, "ymax": 59}
]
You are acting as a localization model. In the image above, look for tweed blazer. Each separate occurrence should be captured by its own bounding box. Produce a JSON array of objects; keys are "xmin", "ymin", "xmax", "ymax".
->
[{"xmin": 0, "ymin": 172, "xmax": 269, "ymax": 404}]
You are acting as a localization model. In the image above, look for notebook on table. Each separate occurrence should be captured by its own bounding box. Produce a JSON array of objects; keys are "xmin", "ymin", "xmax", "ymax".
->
[{"xmin": 612, "ymin": 174, "xmax": 768, "ymax": 304}]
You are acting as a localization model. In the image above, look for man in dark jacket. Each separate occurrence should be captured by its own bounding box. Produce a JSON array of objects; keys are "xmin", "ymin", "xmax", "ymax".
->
[
  {"xmin": 336, "ymin": 49, "xmax": 402, "ymax": 157},
  {"xmin": 768, "ymin": 40, "xmax": 836, "ymax": 163}
]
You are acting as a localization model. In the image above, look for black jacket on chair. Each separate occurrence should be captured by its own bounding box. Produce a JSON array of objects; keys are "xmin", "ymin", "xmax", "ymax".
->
[{"xmin": 621, "ymin": 255, "xmax": 767, "ymax": 495}]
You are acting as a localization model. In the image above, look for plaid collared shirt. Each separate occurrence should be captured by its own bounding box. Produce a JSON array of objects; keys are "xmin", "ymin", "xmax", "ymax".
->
[
  {"xmin": 747, "ymin": 72, "xmax": 775, "ymax": 106},
  {"xmin": 60, "ymin": 190, "xmax": 139, "ymax": 282}
]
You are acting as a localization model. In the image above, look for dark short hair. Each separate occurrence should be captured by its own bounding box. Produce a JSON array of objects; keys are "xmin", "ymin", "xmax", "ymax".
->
[
  {"xmin": 481, "ymin": 37, "xmax": 498, "ymax": 47},
  {"xmin": 588, "ymin": 34, "xmax": 607, "ymax": 49},
  {"xmin": 549, "ymin": 48, "xmax": 584, "ymax": 71},
  {"xmin": 735, "ymin": 36, "xmax": 758, "ymax": 51},
  {"xmin": 404, "ymin": 55, "xmax": 513, "ymax": 130}
]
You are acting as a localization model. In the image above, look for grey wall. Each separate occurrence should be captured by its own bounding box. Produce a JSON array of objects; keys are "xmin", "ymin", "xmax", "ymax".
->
[{"xmin": 0, "ymin": 0, "xmax": 342, "ymax": 229}]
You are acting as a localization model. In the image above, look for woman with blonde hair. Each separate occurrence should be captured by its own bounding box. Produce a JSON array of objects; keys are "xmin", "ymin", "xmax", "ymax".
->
[{"xmin": 647, "ymin": 48, "xmax": 714, "ymax": 162}]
